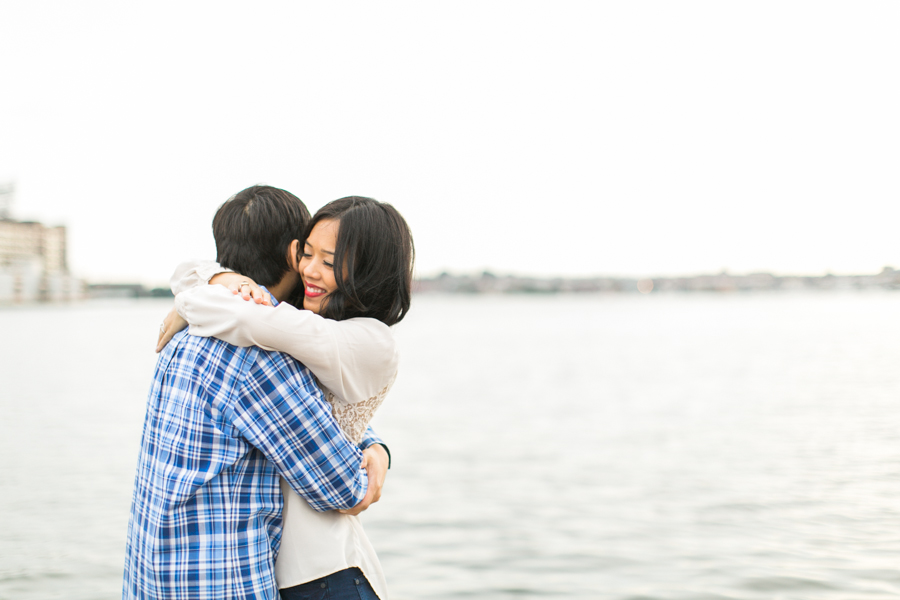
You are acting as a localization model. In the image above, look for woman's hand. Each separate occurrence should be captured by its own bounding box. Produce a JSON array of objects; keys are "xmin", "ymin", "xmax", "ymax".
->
[
  {"xmin": 156, "ymin": 307, "xmax": 188, "ymax": 353},
  {"xmin": 209, "ymin": 272, "xmax": 272, "ymax": 305}
]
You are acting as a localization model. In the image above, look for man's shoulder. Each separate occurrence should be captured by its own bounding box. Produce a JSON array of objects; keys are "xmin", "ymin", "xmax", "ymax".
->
[
  {"xmin": 168, "ymin": 329, "xmax": 260, "ymax": 359},
  {"xmin": 160, "ymin": 330, "xmax": 261, "ymax": 384},
  {"xmin": 162, "ymin": 332, "xmax": 318, "ymax": 396},
  {"xmin": 248, "ymin": 345, "xmax": 317, "ymax": 384}
]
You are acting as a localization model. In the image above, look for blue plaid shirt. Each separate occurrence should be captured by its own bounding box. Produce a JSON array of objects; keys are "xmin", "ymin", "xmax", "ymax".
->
[{"xmin": 122, "ymin": 326, "xmax": 383, "ymax": 599}]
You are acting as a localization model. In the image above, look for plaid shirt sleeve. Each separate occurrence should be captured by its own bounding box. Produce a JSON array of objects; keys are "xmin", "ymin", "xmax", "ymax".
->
[{"xmin": 230, "ymin": 349, "xmax": 369, "ymax": 512}]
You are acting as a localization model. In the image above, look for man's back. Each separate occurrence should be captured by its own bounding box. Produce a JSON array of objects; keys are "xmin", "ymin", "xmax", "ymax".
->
[{"xmin": 123, "ymin": 330, "xmax": 367, "ymax": 600}]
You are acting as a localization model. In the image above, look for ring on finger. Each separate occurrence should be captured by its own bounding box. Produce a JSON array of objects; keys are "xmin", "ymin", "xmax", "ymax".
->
[{"xmin": 239, "ymin": 281, "xmax": 251, "ymax": 289}]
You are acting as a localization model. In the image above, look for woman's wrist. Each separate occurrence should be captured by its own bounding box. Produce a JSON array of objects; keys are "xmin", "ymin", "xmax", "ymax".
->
[{"xmin": 210, "ymin": 272, "xmax": 271, "ymax": 305}]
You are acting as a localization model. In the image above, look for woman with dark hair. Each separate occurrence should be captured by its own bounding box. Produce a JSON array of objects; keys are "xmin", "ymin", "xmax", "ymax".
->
[
  {"xmin": 285, "ymin": 195, "xmax": 412, "ymax": 327},
  {"xmin": 159, "ymin": 196, "xmax": 414, "ymax": 600}
]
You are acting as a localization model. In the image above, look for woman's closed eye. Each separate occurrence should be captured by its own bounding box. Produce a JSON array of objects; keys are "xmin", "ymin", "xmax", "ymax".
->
[{"xmin": 300, "ymin": 248, "xmax": 332, "ymax": 268}]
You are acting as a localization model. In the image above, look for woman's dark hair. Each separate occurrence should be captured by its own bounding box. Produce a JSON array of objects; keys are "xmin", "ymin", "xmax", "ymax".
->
[{"xmin": 289, "ymin": 196, "xmax": 414, "ymax": 326}]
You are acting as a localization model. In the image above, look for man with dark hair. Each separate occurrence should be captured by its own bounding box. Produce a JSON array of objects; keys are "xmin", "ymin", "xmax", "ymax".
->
[
  {"xmin": 122, "ymin": 186, "xmax": 388, "ymax": 600},
  {"xmin": 212, "ymin": 185, "xmax": 311, "ymax": 287}
]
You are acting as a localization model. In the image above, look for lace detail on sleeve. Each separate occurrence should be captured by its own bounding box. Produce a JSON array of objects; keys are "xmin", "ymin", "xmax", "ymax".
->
[{"xmin": 327, "ymin": 371, "xmax": 397, "ymax": 445}]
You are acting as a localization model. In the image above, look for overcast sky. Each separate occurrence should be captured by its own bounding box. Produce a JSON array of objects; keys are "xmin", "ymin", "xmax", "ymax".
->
[{"xmin": 1, "ymin": 1, "xmax": 898, "ymax": 284}]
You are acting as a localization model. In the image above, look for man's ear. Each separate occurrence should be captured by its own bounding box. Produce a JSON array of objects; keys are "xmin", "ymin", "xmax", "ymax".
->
[{"xmin": 287, "ymin": 239, "xmax": 301, "ymax": 272}]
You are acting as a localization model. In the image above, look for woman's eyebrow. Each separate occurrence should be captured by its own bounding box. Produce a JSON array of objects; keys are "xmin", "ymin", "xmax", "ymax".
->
[{"xmin": 304, "ymin": 240, "xmax": 335, "ymax": 255}]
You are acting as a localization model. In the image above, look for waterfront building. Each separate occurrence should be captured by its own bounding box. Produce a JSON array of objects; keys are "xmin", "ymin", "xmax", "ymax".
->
[{"xmin": 0, "ymin": 217, "xmax": 82, "ymax": 303}]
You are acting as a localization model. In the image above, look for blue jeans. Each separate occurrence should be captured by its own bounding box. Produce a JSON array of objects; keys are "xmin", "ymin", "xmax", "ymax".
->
[{"xmin": 280, "ymin": 567, "xmax": 378, "ymax": 600}]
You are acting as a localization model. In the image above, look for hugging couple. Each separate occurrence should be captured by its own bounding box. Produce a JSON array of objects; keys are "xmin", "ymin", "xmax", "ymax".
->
[{"xmin": 122, "ymin": 185, "xmax": 414, "ymax": 600}]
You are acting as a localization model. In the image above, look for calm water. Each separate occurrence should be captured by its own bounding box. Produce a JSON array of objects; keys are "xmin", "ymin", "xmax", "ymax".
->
[{"xmin": 1, "ymin": 293, "xmax": 898, "ymax": 599}]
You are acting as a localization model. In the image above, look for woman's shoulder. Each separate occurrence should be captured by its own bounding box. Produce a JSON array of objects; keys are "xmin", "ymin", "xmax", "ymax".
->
[
  {"xmin": 344, "ymin": 317, "xmax": 398, "ymax": 354},
  {"xmin": 345, "ymin": 316, "xmax": 395, "ymax": 334},
  {"xmin": 341, "ymin": 317, "xmax": 399, "ymax": 373}
]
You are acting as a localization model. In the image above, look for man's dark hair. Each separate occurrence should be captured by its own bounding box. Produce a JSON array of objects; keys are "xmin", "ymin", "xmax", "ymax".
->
[
  {"xmin": 212, "ymin": 185, "xmax": 310, "ymax": 287},
  {"xmin": 288, "ymin": 196, "xmax": 414, "ymax": 326}
]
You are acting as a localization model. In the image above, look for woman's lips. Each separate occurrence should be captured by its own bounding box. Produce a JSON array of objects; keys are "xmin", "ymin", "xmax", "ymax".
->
[{"xmin": 304, "ymin": 285, "xmax": 327, "ymax": 298}]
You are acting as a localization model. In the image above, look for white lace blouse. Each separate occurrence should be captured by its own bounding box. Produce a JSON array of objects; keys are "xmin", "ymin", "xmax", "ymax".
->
[{"xmin": 171, "ymin": 260, "xmax": 396, "ymax": 598}]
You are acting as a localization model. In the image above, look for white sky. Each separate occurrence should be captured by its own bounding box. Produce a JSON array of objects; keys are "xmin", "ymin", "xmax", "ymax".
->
[{"xmin": 1, "ymin": 1, "xmax": 898, "ymax": 284}]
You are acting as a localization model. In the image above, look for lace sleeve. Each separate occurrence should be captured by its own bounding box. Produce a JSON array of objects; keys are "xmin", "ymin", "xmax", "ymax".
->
[{"xmin": 326, "ymin": 372, "xmax": 397, "ymax": 445}]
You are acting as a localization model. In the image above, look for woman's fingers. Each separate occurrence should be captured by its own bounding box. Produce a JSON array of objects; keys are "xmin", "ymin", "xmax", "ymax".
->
[
  {"xmin": 232, "ymin": 280, "xmax": 270, "ymax": 305},
  {"xmin": 248, "ymin": 283, "xmax": 270, "ymax": 305},
  {"xmin": 210, "ymin": 272, "xmax": 269, "ymax": 304},
  {"xmin": 156, "ymin": 307, "xmax": 189, "ymax": 353}
]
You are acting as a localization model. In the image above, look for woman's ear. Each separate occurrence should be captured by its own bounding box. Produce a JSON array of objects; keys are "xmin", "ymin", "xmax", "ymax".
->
[{"xmin": 287, "ymin": 239, "xmax": 301, "ymax": 272}]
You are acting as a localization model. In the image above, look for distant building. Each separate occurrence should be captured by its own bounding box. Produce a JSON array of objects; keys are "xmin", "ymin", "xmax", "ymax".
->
[{"xmin": 0, "ymin": 212, "xmax": 82, "ymax": 303}]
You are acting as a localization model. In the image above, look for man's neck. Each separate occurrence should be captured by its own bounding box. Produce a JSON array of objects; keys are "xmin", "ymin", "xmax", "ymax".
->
[{"xmin": 265, "ymin": 271, "xmax": 300, "ymax": 303}]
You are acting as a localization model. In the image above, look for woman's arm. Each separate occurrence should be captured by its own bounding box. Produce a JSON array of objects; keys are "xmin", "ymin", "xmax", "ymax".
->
[
  {"xmin": 159, "ymin": 261, "xmax": 268, "ymax": 351},
  {"xmin": 175, "ymin": 285, "xmax": 399, "ymax": 405},
  {"xmin": 156, "ymin": 260, "xmax": 229, "ymax": 351},
  {"xmin": 170, "ymin": 259, "xmax": 231, "ymax": 296}
]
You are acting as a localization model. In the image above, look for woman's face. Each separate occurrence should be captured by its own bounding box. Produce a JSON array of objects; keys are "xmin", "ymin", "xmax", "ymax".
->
[{"xmin": 299, "ymin": 218, "xmax": 339, "ymax": 314}]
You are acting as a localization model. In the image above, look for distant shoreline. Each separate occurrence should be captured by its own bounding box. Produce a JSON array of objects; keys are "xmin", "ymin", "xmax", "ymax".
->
[
  {"xmin": 413, "ymin": 267, "xmax": 900, "ymax": 294},
  {"xmin": 76, "ymin": 267, "xmax": 900, "ymax": 300}
]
